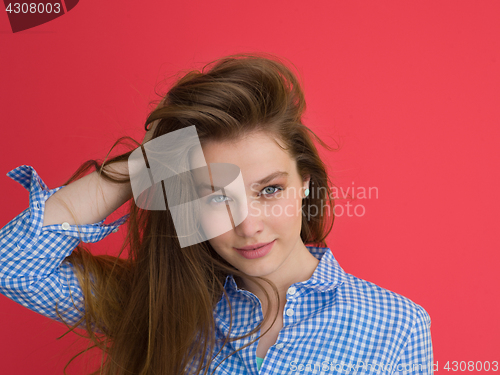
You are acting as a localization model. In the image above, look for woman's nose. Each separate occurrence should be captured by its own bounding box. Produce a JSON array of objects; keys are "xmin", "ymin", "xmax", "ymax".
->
[{"xmin": 232, "ymin": 199, "xmax": 264, "ymax": 237}]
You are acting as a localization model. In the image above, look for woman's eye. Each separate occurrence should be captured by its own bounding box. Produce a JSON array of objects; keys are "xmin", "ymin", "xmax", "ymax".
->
[
  {"xmin": 207, "ymin": 185, "xmax": 283, "ymax": 205},
  {"xmin": 261, "ymin": 185, "xmax": 283, "ymax": 196},
  {"xmin": 208, "ymin": 195, "xmax": 229, "ymax": 204}
]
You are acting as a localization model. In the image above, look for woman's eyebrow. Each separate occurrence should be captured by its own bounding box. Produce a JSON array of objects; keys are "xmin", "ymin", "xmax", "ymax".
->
[
  {"xmin": 253, "ymin": 170, "xmax": 289, "ymax": 186},
  {"xmin": 196, "ymin": 170, "xmax": 289, "ymax": 192}
]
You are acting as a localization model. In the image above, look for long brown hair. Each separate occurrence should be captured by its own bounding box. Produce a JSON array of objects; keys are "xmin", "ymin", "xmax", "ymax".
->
[{"xmin": 57, "ymin": 53, "xmax": 338, "ymax": 375}]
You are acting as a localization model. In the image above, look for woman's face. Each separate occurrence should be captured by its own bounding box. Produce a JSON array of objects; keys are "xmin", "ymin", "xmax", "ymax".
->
[{"xmin": 191, "ymin": 131, "xmax": 310, "ymax": 280}]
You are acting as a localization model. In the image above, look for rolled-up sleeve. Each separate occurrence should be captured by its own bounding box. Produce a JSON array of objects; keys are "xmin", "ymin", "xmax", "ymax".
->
[{"xmin": 0, "ymin": 165, "xmax": 129, "ymax": 327}]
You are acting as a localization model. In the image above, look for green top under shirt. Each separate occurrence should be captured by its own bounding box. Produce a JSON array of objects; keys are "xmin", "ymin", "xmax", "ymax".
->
[{"xmin": 256, "ymin": 356, "xmax": 264, "ymax": 371}]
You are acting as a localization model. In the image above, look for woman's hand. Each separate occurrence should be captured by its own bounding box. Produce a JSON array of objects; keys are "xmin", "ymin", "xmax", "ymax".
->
[{"xmin": 143, "ymin": 119, "xmax": 159, "ymax": 144}]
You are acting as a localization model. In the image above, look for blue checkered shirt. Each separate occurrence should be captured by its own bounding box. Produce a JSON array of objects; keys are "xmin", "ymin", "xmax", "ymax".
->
[{"xmin": 1, "ymin": 165, "xmax": 433, "ymax": 375}]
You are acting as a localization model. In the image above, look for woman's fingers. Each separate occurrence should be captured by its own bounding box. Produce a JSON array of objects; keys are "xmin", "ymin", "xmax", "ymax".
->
[{"xmin": 143, "ymin": 118, "xmax": 160, "ymax": 144}]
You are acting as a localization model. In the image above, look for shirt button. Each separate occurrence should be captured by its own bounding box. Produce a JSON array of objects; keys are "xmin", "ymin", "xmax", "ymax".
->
[
  {"xmin": 61, "ymin": 222, "xmax": 71, "ymax": 230},
  {"xmin": 112, "ymin": 227, "xmax": 119, "ymax": 233},
  {"xmin": 287, "ymin": 286, "xmax": 297, "ymax": 295},
  {"xmin": 16, "ymin": 243, "xmax": 25, "ymax": 253},
  {"xmin": 285, "ymin": 308, "xmax": 294, "ymax": 317},
  {"xmin": 275, "ymin": 343, "xmax": 284, "ymax": 349},
  {"xmin": 33, "ymin": 202, "xmax": 39, "ymax": 209}
]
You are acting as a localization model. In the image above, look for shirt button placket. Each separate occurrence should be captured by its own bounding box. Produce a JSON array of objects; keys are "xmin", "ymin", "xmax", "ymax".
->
[{"xmin": 271, "ymin": 286, "xmax": 296, "ymax": 360}]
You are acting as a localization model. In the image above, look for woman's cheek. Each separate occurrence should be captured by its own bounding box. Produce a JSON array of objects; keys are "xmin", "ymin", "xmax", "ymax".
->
[
  {"xmin": 200, "ymin": 207, "xmax": 234, "ymax": 239},
  {"xmin": 271, "ymin": 197, "xmax": 301, "ymax": 221}
]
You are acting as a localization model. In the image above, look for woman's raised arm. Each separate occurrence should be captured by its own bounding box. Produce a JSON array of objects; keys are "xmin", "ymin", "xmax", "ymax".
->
[
  {"xmin": 0, "ymin": 163, "xmax": 130, "ymax": 329},
  {"xmin": 43, "ymin": 161, "xmax": 132, "ymax": 227}
]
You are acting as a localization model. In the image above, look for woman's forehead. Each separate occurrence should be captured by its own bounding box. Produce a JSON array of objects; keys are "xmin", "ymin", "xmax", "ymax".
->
[
  {"xmin": 186, "ymin": 131, "xmax": 300, "ymax": 192},
  {"xmin": 200, "ymin": 133, "xmax": 289, "ymax": 162}
]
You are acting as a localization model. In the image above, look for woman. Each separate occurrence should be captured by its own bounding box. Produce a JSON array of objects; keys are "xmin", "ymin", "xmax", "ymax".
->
[{"xmin": 0, "ymin": 54, "xmax": 433, "ymax": 374}]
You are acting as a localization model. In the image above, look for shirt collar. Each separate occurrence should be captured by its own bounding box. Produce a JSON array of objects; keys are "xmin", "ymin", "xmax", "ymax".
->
[{"xmin": 222, "ymin": 246, "xmax": 348, "ymax": 295}]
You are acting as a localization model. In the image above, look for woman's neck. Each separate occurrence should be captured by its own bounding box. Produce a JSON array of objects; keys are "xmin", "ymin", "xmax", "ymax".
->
[{"xmin": 236, "ymin": 244, "xmax": 320, "ymax": 314}]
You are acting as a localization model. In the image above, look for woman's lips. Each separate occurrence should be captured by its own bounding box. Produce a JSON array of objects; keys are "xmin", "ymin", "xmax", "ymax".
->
[
  {"xmin": 234, "ymin": 240, "xmax": 276, "ymax": 259},
  {"xmin": 235, "ymin": 241, "xmax": 274, "ymax": 251}
]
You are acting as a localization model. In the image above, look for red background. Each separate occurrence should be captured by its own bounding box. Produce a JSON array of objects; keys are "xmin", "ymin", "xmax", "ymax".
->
[{"xmin": 1, "ymin": 1, "xmax": 499, "ymax": 373}]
